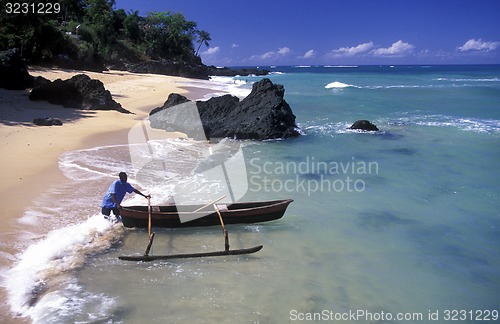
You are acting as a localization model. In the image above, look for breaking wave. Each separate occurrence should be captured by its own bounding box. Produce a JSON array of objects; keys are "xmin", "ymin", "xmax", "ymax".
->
[
  {"xmin": 325, "ymin": 81, "xmax": 355, "ymax": 89},
  {"xmin": 176, "ymin": 76, "xmax": 251, "ymax": 100},
  {"xmin": 2, "ymin": 136, "xmax": 234, "ymax": 322},
  {"xmin": 2, "ymin": 215, "xmax": 124, "ymax": 322}
]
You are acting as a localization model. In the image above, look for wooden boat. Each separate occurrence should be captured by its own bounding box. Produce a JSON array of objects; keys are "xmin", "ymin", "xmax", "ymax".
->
[{"xmin": 120, "ymin": 199, "xmax": 293, "ymax": 228}]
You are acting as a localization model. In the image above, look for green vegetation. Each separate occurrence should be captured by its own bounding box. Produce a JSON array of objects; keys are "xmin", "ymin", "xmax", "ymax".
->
[{"xmin": 0, "ymin": 0, "xmax": 211, "ymax": 66}]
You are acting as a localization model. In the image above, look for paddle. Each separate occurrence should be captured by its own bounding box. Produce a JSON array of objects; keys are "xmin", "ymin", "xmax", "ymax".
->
[{"xmin": 193, "ymin": 195, "xmax": 226, "ymax": 213}]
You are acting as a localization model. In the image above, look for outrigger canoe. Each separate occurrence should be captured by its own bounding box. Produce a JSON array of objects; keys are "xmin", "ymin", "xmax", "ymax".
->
[{"xmin": 120, "ymin": 199, "xmax": 293, "ymax": 228}]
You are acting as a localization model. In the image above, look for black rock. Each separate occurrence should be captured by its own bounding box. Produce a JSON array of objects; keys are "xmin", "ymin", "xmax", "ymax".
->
[
  {"xmin": 197, "ymin": 94, "xmax": 241, "ymax": 138},
  {"xmin": 126, "ymin": 58, "xmax": 269, "ymax": 80},
  {"xmin": 0, "ymin": 48, "xmax": 33, "ymax": 90},
  {"xmin": 149, "ymin": 78, "xmax": 299, "ymax": 140},
  {"xmin": 226, "ymin": 78, "xmax": 298, "ymax": 139},
  {"xmin": 127, "ymin": 59, "xmax": 209, "ymax": 80},
  {"xmin": 50, "ymin": 54, "xmax": 107, "ymax": 73},
  {"xmin": 29, "ymin": 74, "xmax": 131, "ymax": 113},
  {"xmin": 33, "ymin": 117, "xmax": 63, "ymax": 126},
  {"xmin": 150, "ymin": 93, "xmax": 191, "ymax": 116},
  {"xmin": 207, "ymin": 66, "xmax": 269, "ymax": 77},
  {"xmin": 350, "ymin": 120, "xmax": 379, "ymax": 131}
]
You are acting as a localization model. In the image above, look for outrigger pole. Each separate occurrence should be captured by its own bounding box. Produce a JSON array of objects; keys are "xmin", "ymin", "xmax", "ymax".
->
[
  {"xmin": 143, "ymin": 196, "xmax": 155, "ymax": 256},
  {"xmin": 118, "ymin": 195, "xmax": 263, "ymax": 262}
]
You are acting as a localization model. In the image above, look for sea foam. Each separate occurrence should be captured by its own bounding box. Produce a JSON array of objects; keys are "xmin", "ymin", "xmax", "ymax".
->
[
  {"xmin": 205, "ymin": 76, "xmax": 251, "ymax": 99},
  {"xmin": 2, "ymin": 215, "xmax": 124, "ymax": 320},
  {"xmin": 174, "ymin": 76, "xmax": 251, "ymax": 100}
]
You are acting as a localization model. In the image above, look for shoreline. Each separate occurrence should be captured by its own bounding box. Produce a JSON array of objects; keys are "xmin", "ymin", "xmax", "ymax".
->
[{"xmin": 0, "ymin": 67, "xmax": 219, "ymax": 323}]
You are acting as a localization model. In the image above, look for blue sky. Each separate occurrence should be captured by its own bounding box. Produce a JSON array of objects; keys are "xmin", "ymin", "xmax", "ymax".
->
[{"xmin": 114, "ymin": 0, "xmax": 500, "ymax": 66}]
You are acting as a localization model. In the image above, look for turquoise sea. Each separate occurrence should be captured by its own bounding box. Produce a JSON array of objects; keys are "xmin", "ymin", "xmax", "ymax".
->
[{"xmin": 2, "ymin": 65, "xmax": 500, "ymax": 323}]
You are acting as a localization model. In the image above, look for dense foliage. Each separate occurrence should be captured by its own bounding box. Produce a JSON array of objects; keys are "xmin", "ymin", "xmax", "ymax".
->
[{"xmin": 0, "ymin": 0, "xmax": 211, "ymax": 66}]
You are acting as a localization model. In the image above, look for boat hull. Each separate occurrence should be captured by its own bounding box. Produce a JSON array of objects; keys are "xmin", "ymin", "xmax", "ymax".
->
[{"xmin": 120, "ymin": 199, "xmax": 293, "ymax": 228}]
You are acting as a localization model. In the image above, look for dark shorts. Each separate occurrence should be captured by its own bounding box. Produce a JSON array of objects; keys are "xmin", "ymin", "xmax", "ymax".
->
[{"xmin": 101, "ymin": 207, "xmax": 120, "ymax": 217}]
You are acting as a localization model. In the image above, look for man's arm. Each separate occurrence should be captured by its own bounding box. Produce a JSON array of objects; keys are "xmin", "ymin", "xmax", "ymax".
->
[
  {"xmin": 134, "ymin": 189, "xmax": 150, "ymax": 199},
  {"xmin": 111, "ymin": 194, "xmax": 121, "ymax": 208}
]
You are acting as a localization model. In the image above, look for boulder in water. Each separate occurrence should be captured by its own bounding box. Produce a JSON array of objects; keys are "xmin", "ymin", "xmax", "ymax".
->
[{"xmin": 350, "ymin": 120, "xmax": 379, "ymax": 131}]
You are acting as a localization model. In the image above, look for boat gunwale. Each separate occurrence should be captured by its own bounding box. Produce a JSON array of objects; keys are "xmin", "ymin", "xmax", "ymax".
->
[{"xmin": 121, "ymin": 199, "xmax": 293, "ymax": 217}]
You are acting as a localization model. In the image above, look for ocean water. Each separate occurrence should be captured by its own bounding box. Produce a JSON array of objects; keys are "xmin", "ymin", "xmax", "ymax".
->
[{"xmin": 2, "ymin": 65, "xmax": 500, "ymax": 323}]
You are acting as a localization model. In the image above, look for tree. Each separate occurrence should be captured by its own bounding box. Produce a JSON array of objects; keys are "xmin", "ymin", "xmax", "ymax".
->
[
  {"xmin": 112, "ymin": 8, "xmax": 127, "ymax": 34},
  {"xmin": 0, "ymin": 1, "xmax": 211, "ymax": 67},
  {"xmin": 123, "ymin": 10, "xmax": 142, "ymax": 43},
  {"xmin": 143, "ymin": 11, "xmax": 197, "ymax": 59},
  {"xmin": 0, "ymin": 1, "xmax": 66, "ymax": 61},
  {"xmin": 84, "ymin": 0, "xmax": 115, "ymax": 25},
  {"xmin": 83, "ymin": 0, "xmax": 116, "ymax": 57},
  {"xmin": 195, "ymin": 30, "xmax": 211, "ymax": 56},
  {"xmin": 59, "ymin": 0, "xmax": 86, "ymax": 23}
]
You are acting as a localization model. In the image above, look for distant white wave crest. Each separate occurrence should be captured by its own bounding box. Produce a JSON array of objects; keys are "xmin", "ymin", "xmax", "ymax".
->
[
  {"xmin": 324, "ymin": 65, "xmax": 359, "ymax": 68},
  {"xmin": 2, "ymin": 215, "xmax": 124, "ymax": 321},
  {"xmin": 324, "ymin": 82, "xmax": 500, "ymax": 91},
  {"xmin": 398, "ymin": 115, "xmax": 500, "ymax": 134},
  {"xmin": 434, "ymin": 77, "xmax": 500, "ymax": 82},
  {"xmin": 302, "ymin": 115, "xmax": 500, "ymax": 137},
  {"xmin": 325, "ymin": 81, "xmax": 355, "ymax": 89}
]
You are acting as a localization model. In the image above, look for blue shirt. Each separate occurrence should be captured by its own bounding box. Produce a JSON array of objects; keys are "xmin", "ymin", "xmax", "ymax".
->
[{"xmin": 101, "ymin": 180, "xmax": 135, "ymax": 208}]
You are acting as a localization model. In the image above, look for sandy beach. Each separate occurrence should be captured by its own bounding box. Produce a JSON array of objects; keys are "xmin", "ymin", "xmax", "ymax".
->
[{"xmin": 0, "ymin": 67, "xmax": 213, "ymax": 322}]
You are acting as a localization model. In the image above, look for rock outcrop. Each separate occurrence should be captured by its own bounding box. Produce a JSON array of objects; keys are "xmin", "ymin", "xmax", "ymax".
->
[
  {"xmin": 150, "ymin": 78, "xmax": 299, "ymax": 140},
  {"xmin": 127, "ymin": 59, "xmax": 209, "ymax": 80},
  {"xmin": 127, "ymin": 59, "xmax": 270, "ymax": 80},
  {"xmin": 0, "ymin": 48, "xmax": 33, "ymax": 90},
  {"xmin": 33, "ymin": 117, "xmax": 63, "ymax": 126},
  {"xmin": 350, "ymin": 120, "xmax": 379, "ymax": 131},
  {"xmin": 29, "ymin": 74, "xmax": 130, "ymax": 113},
  {"xmin": 206, "ymin": 66, "xmax": 269, "ymax": 77}
]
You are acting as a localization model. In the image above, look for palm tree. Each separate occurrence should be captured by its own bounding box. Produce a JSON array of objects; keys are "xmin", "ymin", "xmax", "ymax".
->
[{"xmin": 195, "ymin": 30, "xmax": 211, "ymax": 56}]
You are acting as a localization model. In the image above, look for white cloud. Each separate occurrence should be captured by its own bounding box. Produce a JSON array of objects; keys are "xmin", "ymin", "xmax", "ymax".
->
[
  {"xmin": 458, "ymin": 39, "xmax": 500, "ymax": 52},
  {"xmin": 249, "ymin": 51, "xmax": 274, "ymax": 61},
  {"xmin": 231, "ymin": 43, "xmax": 239, "ymax": 48},
  {"xmin": 278, "ymin": 47, "xmax": 291, "ymax": 55},
  {"xmin": 332, "ymin": 42, "xmax": 374, "ymax": 57},
  {"xmin": 301, "ymin": 49, "xmax": 315, "ymax": 59},
  {"xmin": 373, "ymin": 40, "xmax": 415, "ymax": 56},
  {"xmin": 251, "ymin": 47, "xmax": 291, "ymax": 61},
  {"xmin": 260, "ymin": 51, "xmax": 276, "ymax": 60},
  {"xmin": 202, "ymin": 47, "xmax": 220, "ymax": 55}
]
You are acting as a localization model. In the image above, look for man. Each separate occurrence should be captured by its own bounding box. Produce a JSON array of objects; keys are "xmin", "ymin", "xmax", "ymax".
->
[{"xmin": 101, "ymin": 172, "xmax": 150, "ymax": 220}]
